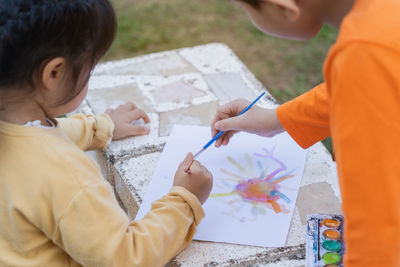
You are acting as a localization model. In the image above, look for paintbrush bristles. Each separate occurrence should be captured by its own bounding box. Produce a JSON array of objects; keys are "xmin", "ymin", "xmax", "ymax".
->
[{"xmin": 193, "ymin": 148, "xmax": 205, "ymax": 159}]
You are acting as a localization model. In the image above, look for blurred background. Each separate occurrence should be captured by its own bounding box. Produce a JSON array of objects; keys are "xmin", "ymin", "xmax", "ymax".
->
[{"xmin": 106, "ymin": 0, "xmax": 337, "ymax": 153}]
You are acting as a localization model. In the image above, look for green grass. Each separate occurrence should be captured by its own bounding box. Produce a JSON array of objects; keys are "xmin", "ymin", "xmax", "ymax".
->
[{"xmin": 106, "ymin": 0, "xmax": 337, "ymax": 154}]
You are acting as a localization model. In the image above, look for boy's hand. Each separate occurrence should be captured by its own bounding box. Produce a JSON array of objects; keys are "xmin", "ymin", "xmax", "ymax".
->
[
  {"xmin": 173, "ymin": 153, "xmax": 213, "ymax": 204},
  {"xmin": 211, "ymin": 98, "xmax": 285, "ymax": 147},
  {"xmin": 105, "ymin": 102, "xmax": 150, "ymax": 141}
]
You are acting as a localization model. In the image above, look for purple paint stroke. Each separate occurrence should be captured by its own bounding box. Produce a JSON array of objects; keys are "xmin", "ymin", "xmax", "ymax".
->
[{"xmin": 254, "ymin": 147, "xmax": 287, "ymax": 180}]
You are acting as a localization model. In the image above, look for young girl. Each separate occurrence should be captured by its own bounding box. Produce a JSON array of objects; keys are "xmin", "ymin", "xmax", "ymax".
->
[{"xmin": 0, "ymin": 1, "xmax": 213, "ymax": 266}]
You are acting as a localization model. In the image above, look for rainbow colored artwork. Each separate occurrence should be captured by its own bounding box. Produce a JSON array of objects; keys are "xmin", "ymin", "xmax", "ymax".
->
[{"xmin": 211, "ymin": 147, "xmax": 296, "ymax": 220}]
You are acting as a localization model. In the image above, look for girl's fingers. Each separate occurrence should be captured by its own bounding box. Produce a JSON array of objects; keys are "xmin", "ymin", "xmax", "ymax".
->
[
  {"xmin": 127, "ymin": 109, "xmax": 150, "ymax": 123},
  {"xmin": 126, "ymin": 125, "xmax": 150, "ymax": 137},
  {"xmin": 120, "ymin": 102, "xmax": 137, "ymax": 111},
  {"xmin": 179, "ymin": 153, "xmax": 194, "ymax": 171}
]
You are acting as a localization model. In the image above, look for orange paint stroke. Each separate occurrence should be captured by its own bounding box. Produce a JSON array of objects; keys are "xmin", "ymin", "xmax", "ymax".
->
[
  {"xmin": 220, "ymin": 169, "xmax": 245, "ymax": 180},
  {"xmin": 271, "ymin": 175, "xmax": 295, "ymax": 184}
]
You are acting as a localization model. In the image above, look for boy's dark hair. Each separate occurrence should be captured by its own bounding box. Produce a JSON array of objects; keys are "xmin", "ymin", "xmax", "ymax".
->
[
  {"xmin": 0, "ymin": 0, "xmax": 116, "ymax": 102},
  {"xmin": 236, "ymin": 0, "xmax": 263, "ymax": 9}
]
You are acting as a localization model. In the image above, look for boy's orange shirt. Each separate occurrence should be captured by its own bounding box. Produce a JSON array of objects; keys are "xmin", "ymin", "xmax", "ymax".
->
[{"xmin": 277, "ymin": 0, "xmax": 400, "ymax": 265}]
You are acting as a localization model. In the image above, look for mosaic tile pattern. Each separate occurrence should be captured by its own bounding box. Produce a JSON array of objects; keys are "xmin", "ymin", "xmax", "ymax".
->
[{"xmin": 81, "ymin": 43, "xmax": 340, "ymax": 266}]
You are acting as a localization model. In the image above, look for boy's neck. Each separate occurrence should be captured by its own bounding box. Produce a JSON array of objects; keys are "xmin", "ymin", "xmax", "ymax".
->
[
  {"xmin": 0, "ymin": 89, "xmax": 51, "ymax": 126},
  {"xmin": 316, "ymin": 0, "xmax": 356, "ymax": 29}
]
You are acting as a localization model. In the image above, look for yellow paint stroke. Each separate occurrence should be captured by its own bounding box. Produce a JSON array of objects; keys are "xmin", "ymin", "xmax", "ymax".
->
[
  {"xmin": 271, "ymin": 175, "xmax": 295, "ymax": 184},
  {"xmin": 227, "ymin": 156, "xmax": 252, "ymax": 177},
  {"xmin": 220, "ymin": 168, "xmax": 245, "ymax": 180},
  {"xmin": 245, "ymin": 153, "xmax": 255, "ymax": 177},
  {"xmin": 211, "ymin": 192, "xmax": 236, "ymax": 198}
]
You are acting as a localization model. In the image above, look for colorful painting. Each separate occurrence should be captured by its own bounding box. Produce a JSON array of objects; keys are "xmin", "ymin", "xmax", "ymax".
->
[
  {"xmin": 211, "ymin": 147, "xmax": 296, "ymax": 222},
  {"xmin": 136, "ymin": 125, "xmax": 308, "ymax": 247}
]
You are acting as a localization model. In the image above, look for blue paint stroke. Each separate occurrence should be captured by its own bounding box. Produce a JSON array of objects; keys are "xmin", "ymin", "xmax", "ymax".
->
[
  {"xmin": 257, "ymin": 160, "xmax": 264, "ymax": 178},
  {"xmin": 270, "ymin": 190, "xmax": 291, "ymax": 203}
]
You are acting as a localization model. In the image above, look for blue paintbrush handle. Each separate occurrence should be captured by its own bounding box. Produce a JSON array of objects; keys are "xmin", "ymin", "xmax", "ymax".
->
[
  {"xmin": 203, "ymin": 92, "xmax": 266, "ymax": 150},
  {"xmin": 203, "ymin": 131, "xmax": 225, "ymax": 149}
]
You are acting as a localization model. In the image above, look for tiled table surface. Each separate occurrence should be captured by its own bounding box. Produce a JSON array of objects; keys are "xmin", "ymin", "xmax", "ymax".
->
[{"xmin": 82, "ymin": 43, "xmax": 341, "ymax": 266}]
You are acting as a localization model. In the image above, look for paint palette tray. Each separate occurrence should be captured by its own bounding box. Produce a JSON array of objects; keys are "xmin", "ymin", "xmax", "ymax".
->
[{"xmin": 306, "ymin": 214, "xmax": 345, "ymax": 267}]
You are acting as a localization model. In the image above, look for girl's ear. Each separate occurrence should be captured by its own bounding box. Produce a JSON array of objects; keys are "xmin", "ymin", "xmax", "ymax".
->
[
  {"xmin": 41, "ymin": 57, "xmax": 66, "ymax": 92},
  {"xmin": 268, "ymin": 0, "xmax": 300, "ymax": 21}
]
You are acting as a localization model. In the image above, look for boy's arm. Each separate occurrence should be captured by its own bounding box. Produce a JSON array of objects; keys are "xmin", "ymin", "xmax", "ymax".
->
[
  {"xmin": 326, "ymin": 42, "xmax": 400, "ymax": 265},
  {"xmin": 57, "ymin": 114, "xmax": 114, "ymax": 151},
  {"xmin": 277, "ymin": 82, "xmax": 330, "ymax": 149},
  {"xmin": 55, "ymin": 178, "xmax": 204, "ymax": 266}
]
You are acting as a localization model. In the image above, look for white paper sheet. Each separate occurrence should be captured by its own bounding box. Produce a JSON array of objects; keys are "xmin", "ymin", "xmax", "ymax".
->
[{"xmin": 136, "ymin": 125, "xmax": 308, "ymax": 247}]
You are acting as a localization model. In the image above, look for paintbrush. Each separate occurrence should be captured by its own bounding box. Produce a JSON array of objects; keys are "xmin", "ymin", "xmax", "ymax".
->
[{"xmin": 185, "ymin": 91, "xmax": 266, "ymax": 173}]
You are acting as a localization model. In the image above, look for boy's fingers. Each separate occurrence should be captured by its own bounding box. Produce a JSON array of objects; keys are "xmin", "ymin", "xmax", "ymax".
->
[
  {"xmin": 223, "ymin": 136, "xmax": 230, "ymax": 146},
  {"xmin": 223, "ymin": 131, "xmax": 235, "ymax": 146},
  {"xmin": 211, "ymin": 112, "xmax": 224, "ymax": 138},
  {"xmin": 215, "ymin": 116, "xmax": 245, "ymax": 132},
  {"xmin": 215, "ymin": 138, "xmax": 222, "ymax": 148}
]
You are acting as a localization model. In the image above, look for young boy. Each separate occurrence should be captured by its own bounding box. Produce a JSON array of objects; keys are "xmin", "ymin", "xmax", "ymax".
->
[{"xmin": 211, "ymin": 0, "xmax": 400, "ymax": 265}]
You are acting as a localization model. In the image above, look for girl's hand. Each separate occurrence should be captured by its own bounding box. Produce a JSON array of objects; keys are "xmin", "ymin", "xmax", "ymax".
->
[
  {"xmin": 173, "ymin": 153, "xmax": 213, "ymax": 204},
  {"xmin": 105, "ymin": 102, "xmax": 150, "ymax": 141},
  {"xmin": 211, "ymin": 98, "xmax": 285, "ymax": 147}
]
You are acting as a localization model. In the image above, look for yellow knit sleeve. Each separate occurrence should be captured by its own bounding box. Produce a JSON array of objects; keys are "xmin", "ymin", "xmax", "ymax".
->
[
  {"xmin": 57, "ymin": 114, "xmax": 114, "ymax": 151},
  {"xmin": 56, "ymin": 182, "xmax": 204, "ymax": 267}
]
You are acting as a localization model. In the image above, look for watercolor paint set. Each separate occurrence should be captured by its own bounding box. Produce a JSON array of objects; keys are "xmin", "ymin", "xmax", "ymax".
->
[{"xmin": 306, "ymin": 214, "xmax": 345, "ymax": 267}]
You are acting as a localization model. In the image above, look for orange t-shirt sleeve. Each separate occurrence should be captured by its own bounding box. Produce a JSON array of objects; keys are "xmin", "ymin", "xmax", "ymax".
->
[
  {"xmin": 326, "ymin": 42, "xmax": 400, "ymax": 265},
  {"xmin": 277, "ymin": 83, "xmax": 330, "ymax": 149}
]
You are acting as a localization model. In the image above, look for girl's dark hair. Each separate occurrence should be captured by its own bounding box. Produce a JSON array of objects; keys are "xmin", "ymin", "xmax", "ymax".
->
[
  {"xmin": 0, "ymin": 0, "xmax": 116, "ymax": 102},
  {"xmin": 236, "ymin": 0, "xmax": 263, "ymax": 9}
]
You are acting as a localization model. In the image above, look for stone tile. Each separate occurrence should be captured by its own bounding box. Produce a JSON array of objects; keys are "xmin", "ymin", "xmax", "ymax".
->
[
  {"xmin": 302, "ymin": 143, "xmax": 341, "ymax": 201},
  {"xmin": 86, "ymin": 83, "xmax": 155, "ymax": 114},
  {"xmin": 171, "ymin": 241, "xmax": 305, "ymax": 267},
  {"xmin": 86, "ymin": 44, "xmax": 342, "ymax": 266},
  {"xmin": 88, "ymin": 75, "xmax": 136, "ymax": 90},
  {"xmin": 204, "ymin": 72, "xmax": 258, "ymax": 104},
  {"xmin": 136, "ymin": 73, "xmax": 217, "ymax": 112},
  {"xmin": 159, "ymin": 101, "xmax": 219, "ymax": 137},
  {"xmin": 104, "ymin": 113, "xmax": 166, "ymax": 163},
  {"xmin": 253, "ymin": 260, "xmax": 305, "ymax": 267},
  {"xmin": 113, "ymin": 152, "xmax": 161, "ymax": 219},
  {"xmin": 151, "ymin": 80, "xmax": 206, "ymax": 104},
  {"xmin": 179, "ymin": 43, "xmax": 244, "ymax": 74},
  {"xmin": 93, "ymin": 53, "xmax": 198, "ymax": 76},
  {"xmin": 297, "ymin": 182, "xmax": 342, "ymax": 225}
]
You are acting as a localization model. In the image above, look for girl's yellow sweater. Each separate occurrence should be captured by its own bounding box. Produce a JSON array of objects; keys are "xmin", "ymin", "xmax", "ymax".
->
[{"xmin": 0, "ymin": 114, "xmax": 204, "ymax": 266}]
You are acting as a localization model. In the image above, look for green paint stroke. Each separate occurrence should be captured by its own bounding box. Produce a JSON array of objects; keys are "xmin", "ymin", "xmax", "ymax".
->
[{"xmin": 227, "ymin": 156, "xmax": 252, "ymax": 177}]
